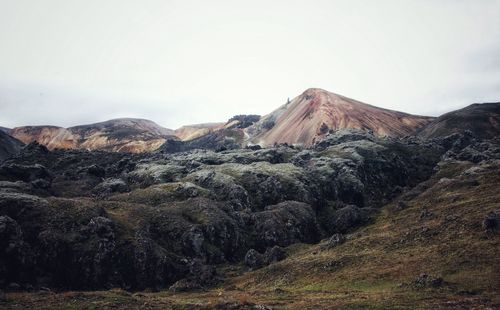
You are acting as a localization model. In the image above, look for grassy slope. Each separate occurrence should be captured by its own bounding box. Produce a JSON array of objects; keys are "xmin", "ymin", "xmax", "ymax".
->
[{"xmin": 3, "ymin": 160, "xmax": 499, "ymax": 309}]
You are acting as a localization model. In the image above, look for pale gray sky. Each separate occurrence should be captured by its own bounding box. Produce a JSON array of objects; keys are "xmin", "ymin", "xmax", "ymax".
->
[{"xmin": 1, "ymin": 0, "xmax": 499, "ymax": 129}]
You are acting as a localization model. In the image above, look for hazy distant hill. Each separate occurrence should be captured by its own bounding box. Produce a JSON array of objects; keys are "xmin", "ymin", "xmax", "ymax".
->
[
  {"xmin": 418, "ymin": 102, "xmax": 500, "ymax": 139},
  {"xmin": 10, "ymin": 118, "xmax": 175, "ymax": 153}
]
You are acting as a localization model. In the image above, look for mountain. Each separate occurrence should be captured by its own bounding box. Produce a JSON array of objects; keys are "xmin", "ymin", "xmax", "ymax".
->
[
  {"xmin": 0, "ymin": 126, "xmax": 10, "ymax": 134},
  {"xmin": 161, "ymin": 127, "xmax": 245, "ymax": 153},
  {"xmin": 247, "ymin": 88, "xmax": 434, "ymax": 146},
  {"xmin": 418, "ymin": 102, "xmax": 500, "ymax": 139},
  {"xmin": 161, "ymin": 115, "xmax": 261, "ymax": 153},
  {"xmin": 0, "ymin": 130, "xmax": 23, "ymax": 161},
  {"xmin": 174, "ymin": 123, "xmax": 225, "ymax": 141},
  {"xmin": 9, "ymin": 118, "xmax": 175, "ymax": 153}
]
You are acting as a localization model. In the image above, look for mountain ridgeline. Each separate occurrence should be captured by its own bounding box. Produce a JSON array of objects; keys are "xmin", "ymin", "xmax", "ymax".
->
[
  {"xmin": 9, "ymin": 118, "xmax": 175, "ymax": 153},
  {"xmin": 0, "ymin": 89, "xmax": 499, "ymax": 308},
  {"xmin": 3, "ymin": 89, "xmax": 498, "ymax": 155}
]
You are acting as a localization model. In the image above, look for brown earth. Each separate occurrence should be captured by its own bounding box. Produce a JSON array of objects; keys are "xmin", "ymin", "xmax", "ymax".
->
[
  {"xmin": 9, "ymin": 118, "xmax": 174, "ymax": 153},
  {"xmin": 174, "ymin": 123, "xmax": 225, "ymax": 141},
  {"xmin": 248, "ymin": 88, "xmax": 434, "ymax": 146}
]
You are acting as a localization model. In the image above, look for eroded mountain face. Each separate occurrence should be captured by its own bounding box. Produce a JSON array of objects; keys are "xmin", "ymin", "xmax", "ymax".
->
[
  {"xmin": 2, "ymin": 127, "xmax": 494, "ymax": 291},
  {"xmin": 9, "ymin": 118, "xmax": 175, "ymax": 153},
  {"xmin": 246, "ymin": 88, "xmax": 434, "ymax": 146}
]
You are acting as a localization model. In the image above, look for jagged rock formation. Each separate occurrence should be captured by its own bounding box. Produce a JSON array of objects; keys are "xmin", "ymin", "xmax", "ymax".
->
[
  {"xmin": 0, "ymin": 131, "xmax": 23, "ymax": 162},
  {"xmin": 9, "ymin": 118, "xmax": 175, "ymax": 153},
  {"xmin": 160, "ymin": 115, "xmax": 261, "ymax": 153},
  {"xmin": 227, "ymin": 115, "xmax": 261, "ymax": 129},
  {"xmin": 418, "ymin": 102, "xmax": 500, "ymax": 139},
  {"xmin": 160, "ymin": 128, "xmax": 244, "ymax": 153},
  {"xmin": 246, "ymin": 88, "xmax": 434, "ymax": 146},
  {"xmin": 1, "ymin": 127, "xmax": 474, "ymax": 291}
]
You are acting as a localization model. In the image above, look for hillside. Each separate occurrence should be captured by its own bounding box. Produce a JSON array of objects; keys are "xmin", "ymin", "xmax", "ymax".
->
[
  {"xmin": 419, "ymin": 102, "xmax": 500, "ymax": 139},
  {"xmin": 174, "ymin": 123, "xmax": 225, "ymax": 141},
  {"xmin": 221, "ymin": 157, "xmax": 500, "ymax": 308},
  {"xmin": 247, "ymin": 88, "xmax": 434, "ymax": 146},
  {"xmin": 9, "ymin": 118, "xmax": 175, "ymax": 153}
]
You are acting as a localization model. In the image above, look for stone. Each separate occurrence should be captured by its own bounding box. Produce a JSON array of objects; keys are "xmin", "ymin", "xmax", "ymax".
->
[
  {"xmin": 321, "ymin": 233, "xmax": 346, "ymax": 250},
  {"xmin": 412, "ymin": 273, "xmax": 443, "ymax": 288},
  {"xmin": 483, "ymin": 210, "xmax": 499, "ymax": 232}
]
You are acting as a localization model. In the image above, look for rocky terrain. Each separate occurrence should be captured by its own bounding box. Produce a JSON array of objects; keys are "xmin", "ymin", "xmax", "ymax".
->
[
  {"xmin": 0, "ymin": 98, "xmax": 498, "ymax": 309},
  {"xmin": 160, "ymin": 115, "xmax": 262, "ymax": 154},
  {"xmin": 9, "ymin": 118, "xmax": 175, "ymax": 153}
]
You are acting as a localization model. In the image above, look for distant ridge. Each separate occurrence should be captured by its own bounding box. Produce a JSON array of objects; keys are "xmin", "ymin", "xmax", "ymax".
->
[
  {"xmin": 9, "ymin": 118, "xmax": 175, "ymax": 153},
  {"xmin": 418, "ymin": 102, "xmax": 500, "ymax": 139}
]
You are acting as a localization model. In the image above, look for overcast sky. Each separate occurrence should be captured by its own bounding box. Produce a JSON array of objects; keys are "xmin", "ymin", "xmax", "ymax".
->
[{"xmin": 1, "ymin": 0, "xmax": 499, "ymax": 129}]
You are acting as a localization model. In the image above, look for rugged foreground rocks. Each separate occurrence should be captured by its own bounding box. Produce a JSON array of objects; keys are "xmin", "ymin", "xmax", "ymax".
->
[
  {"xmin": 0, "ymin": 129, "xmax": 496, "ymax": 292},
  {"xmin": 0, "ymin": 131, "xmax": 23, "ymax": 162}
]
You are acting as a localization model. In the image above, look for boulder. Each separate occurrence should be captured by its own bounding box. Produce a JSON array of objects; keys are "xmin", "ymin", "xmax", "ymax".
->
[
  {"xmin": 244, "ymin": 249, "xmax": 264, "ymax": 269},
  {"xmin": 483, "ymin": 210, "xmax": 499, "ymax": 232},
  {"xmin": 252, "ymin": 201, "xmax": 320, "ymax": 249},
  {"xmin": 411, "ymin": 273, "xmax": 444, "ymax": 288},
  {"xmin": 244, "ymin": 246, "xmax": 287, "ymax": 269},
  {"xmin": 321, "ymin": 233, "xmax": 346, "ymax": 250},
  {"xmin": 168, "ymin": 259, "xmax": 218, "ymax": 292},
  {"xmin": 0, "ymin": 163, "xmax": 52, "ymax": 183},
  {"xmin": 331, "ymin": 205, "xmax": 370, "ymax": 233},
  {"xmin": 93, "ymin": 178, "xmax": 129, "ymax": 195},
  {"xmin": 0, "ymin": 216, "xmax": 29, "ymax": 287}
]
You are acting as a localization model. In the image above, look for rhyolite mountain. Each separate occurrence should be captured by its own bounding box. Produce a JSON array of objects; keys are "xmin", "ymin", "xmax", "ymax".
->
[
  {"xmin": 246, "ymin": 88, "xmax": 434, "ymax": 146},
  {"xmin": 9, "ymin": 118, "xmax": 175, "ymax": 153},
  {"xmin": 418, "ymin": 102, "xmax": 500, "ymax": 139},
  {"xmin": 163, "ymin": 88, "xmax": 436, "ymax": 152},
  {"xmin": 160, "ymin": 88, "xmax": 436, "ymax": 152}
]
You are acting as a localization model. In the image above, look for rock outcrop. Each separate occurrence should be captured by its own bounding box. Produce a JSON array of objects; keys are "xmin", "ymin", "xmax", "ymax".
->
[{"xmin": 0, "ymin": 128, "xmax": 463, "ymax": 290}]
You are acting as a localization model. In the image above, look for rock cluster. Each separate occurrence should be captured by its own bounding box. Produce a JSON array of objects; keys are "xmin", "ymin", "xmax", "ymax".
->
[{"xmin": 0, "ymin": 129, "xmax": 490, "ymax": 291}]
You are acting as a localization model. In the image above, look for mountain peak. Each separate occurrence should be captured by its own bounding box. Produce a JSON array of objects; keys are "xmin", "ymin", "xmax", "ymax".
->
[{"xmin": 248, "ymin": 88, "xmax": 434, "ymax": 146}]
